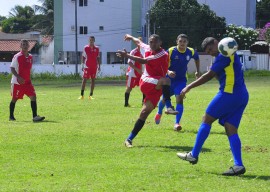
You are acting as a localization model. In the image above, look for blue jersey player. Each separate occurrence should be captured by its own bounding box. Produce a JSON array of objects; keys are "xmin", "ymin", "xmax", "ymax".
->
[
  {"xmin": 155, "ymin": 34, "xmax": 200, "ymax": 131},
  {"xmin": 177, "ymin": 37, "xmax": 249, "ymax": 176}
]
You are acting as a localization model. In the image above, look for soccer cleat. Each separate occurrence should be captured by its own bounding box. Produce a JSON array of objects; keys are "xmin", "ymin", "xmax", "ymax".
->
[
  {"xmin": 177, "ymin": 152, "xmax": 198, "ymax": 165},
  {"xmin": 222, "ymin": 165, "xmax": 246, "ymax": 176},
  {"xmin": 78, "ymin": 96, "xmax": 84, "ymax": 100},
  {"xmin": 124, "ymin": 139, "xmax": 133, "ymax": 148},
  {"xmin": 124, "ymin": 104, "xmax": 131, "ymax": 107},
  {"xmin": 174, "ymin": 123, "xmax": 182, "ymax": 131},
  {"xmin": 154, "ymin": 114, "xmax": 162, "ymax": 124},
  {"xmin": 165, "ymin": 106, "xmax": 179, "ymax": 115},
  {"xmin": 9, "ymin": 116, "xmax": 16, "ymax": 121},
  {"xmin": 88, "ymin": 96, "xmax": 94, "ymax": 100},
  {"xmin": 33, "ymin": 115, "xmax": 45, "ymax": 122}
]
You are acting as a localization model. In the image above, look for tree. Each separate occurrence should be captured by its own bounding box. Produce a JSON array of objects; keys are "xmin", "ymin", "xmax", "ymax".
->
[
  {"xmin": 32, "ymin": 0, "xmax": 54, "ymax": 34},
  {"xmin": 149, "ymin": 0, "xmax": 226, "ymax": 50},
  {"xmin": 9, "ymin": 5, "xmax": 35, "ymax": 19},
  {"xmin": 1, "ymin": 5, "xmax": 35, "ymax": 33},
  {"xmin": 256, "ymin": 0, "xmax": 270, "ymax": 28}
]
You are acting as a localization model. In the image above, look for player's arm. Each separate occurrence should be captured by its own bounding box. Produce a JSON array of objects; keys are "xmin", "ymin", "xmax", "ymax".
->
[
  {"xmin": 97, "ymin": 54, "xmax": 101, "ymax": 71},
  {"xmin": 116, "ymin": 49, "xmax": 147, "ymax": 64},
  {"xmin": 128, "ymin": 62, "xmax": 143, "ymax": 74},
  {"xmin": 11, "ymin": 67, "xmax": 24, "ymax": 84},
  {"xmin": 124, "ymin": 34, "xmax": 141, "ymax": 46},
  {"xmin": 194, "ymin": 59, "xmax": 201, "ymax": 79},
  {"xmin": 180, "ymin": 70, "xmax": 216, "ymax": 97}
]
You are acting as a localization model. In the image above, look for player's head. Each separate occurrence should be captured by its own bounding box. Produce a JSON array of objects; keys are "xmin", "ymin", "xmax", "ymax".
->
[
  {"xmin": 201, "ymin": 37, "xmax": 219, "ymax": 56},
  {"xmin": 176, "ymin": 34, "xmax": 188, "ymax": 50},
  {"xmin": 89, "ymin": 36, "xmax": 95, "ymax": 45},
  {"xmin": 148, "ymin": 34, "xmax": 162, "ymax": 51},
  {"xmin": 20, "ymin": 39, "xmax": 30, "ymax": 52}
]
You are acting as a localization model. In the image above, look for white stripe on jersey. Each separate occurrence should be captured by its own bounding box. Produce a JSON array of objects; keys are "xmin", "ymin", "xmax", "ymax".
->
[
  {"xmin": 141, "ymin": 76, "xmax": 159, "ymax": 85},
  {"xmin": 145, "ymin": 50, "xmax": 167, "ymax": 61}
]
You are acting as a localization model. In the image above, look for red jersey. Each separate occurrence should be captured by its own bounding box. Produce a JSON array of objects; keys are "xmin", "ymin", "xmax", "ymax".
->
[
  {"xmin": 10, "ymin": 51, "xmax": 33, "ymax": 84},
  {"xmin": 82, "ymin": 45, "xmax": 99, "ymax": 69},
  {"xmin": 127, "ymin": 47, "xmax": 143, "ymax": 78},
  {"xmin": 139, "ymin": 42, "xmax": 169, "ymax": 79}
]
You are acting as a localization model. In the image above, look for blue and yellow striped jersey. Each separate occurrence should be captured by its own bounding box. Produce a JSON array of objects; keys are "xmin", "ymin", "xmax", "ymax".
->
[
  {"xmin": 167, "ymin": 46, "xmax": 199, "ymax": 82},
  {"xmin": 210, "ymin": 53, "xmax": 246, "ymax": 94}
]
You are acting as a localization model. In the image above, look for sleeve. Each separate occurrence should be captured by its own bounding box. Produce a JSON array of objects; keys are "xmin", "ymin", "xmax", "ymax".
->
[
  {"xmin": 210, "ymin": 54, "xmax": 230, "ymax": 73},
  {"xmin": 193, "ymin": 50, "xmax": 199, "ymax": 61},
  {"xmin": 10, "ymin": 55, "xmax": 19, "ymax": 69},
  {"xmin": 138, "ymin": 42, "xmax": 150, "ymax": 58},
  {"xmin": 128, "ymin": 49, "xmax": 136, "ymax": 64},
  {"xmin": 82, "ymin": 46, "xmax": 86, "ymax": 58}
]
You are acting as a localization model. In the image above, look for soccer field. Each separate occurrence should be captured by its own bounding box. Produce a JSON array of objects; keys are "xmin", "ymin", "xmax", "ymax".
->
[{"xmin": 0, "ymin": 77, "xmax": 269, "ymax": 191}]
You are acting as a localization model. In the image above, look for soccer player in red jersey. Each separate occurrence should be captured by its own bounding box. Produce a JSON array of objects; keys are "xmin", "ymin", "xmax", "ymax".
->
[
  {"xmin": 117, "ymin": 34, "xmax": 178, "ymax": 147},
  {"xmin": 9, "ymin": 39, "xmax": 45, "ymax": 122},
  {"xmin": 78, "ymin": 36, "xmax": 100, "ymax": 100},
  {"xmin": 124, "ymin": 37, "xmax": 145, "ymax": 107}
]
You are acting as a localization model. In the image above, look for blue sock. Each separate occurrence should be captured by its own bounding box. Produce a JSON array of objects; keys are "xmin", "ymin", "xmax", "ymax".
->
[
  {"xmin": 192, "ymin": 123, "xmax": 211, "ymax": 158},
  {"xmin": 228, "ymin": 134, "xmax": 243, "ymax": 166},
  {"xmin": 165, "ymin": 100, "xmax": 172, "ymax": 108},
  {"xmin": 157, "ymin": 99, "xmax": 165, "ymax": 115},
  {"xmin": 175, "ymin": 104, "xmax": 183, "ymax": 124},
  {"xmin": 127, "ymin": 132, "xmax": 136, "ymax": 141}
]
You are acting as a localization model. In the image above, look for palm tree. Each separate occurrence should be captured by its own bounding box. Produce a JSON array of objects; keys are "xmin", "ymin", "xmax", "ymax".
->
[
  {"xmin": 9, "ymin": 5, "xmax": 35, "ymax": 19},
  {"xmin": 32, "ymin": 0, "xmax": 54, "ymax": 34}
]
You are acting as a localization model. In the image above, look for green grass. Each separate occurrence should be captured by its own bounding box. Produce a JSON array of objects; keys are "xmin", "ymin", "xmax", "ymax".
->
[{"xmin": 0, "ymin": 76, "xmax": 269, "ymax": 191}]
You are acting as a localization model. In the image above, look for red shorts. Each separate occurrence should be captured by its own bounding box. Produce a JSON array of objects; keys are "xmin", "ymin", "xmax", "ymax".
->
[
  {"xmin": 83, "ymin": 68, "xmax": 97, "ymax": 79},
  {"xmin": 126, "ymin": 75, "xmax": 140, "ymax": 88},
  {"xmin": 139, "ymin": 76, "xmax": 162, "ymax": 107},
  {"xmin": 11, "ymin": 83, "xmax": 36, "ymax": 100}
]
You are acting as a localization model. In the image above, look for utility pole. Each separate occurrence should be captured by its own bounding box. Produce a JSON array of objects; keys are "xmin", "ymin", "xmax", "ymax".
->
[{"xmin": 75, "ymin": 0, "xmax": 79, "ymax": 74}]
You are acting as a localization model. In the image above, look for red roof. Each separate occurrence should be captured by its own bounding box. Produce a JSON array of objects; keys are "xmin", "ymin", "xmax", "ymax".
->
[{"xmin": 0, "ymin": 40, "xmax": 37, "ymax": 52}]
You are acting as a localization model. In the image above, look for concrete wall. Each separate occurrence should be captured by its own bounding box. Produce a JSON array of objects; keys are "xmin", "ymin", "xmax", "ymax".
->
[{"xmin": 1, "ymin": 54, "xmax": 268, "ymax": 77}]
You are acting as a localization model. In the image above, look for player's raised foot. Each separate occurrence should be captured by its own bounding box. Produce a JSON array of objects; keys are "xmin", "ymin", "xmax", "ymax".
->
[
  {"xmin": 222, "ymin": 165, "xmax": 246, "ymax": 176},
  {"xmin": 124, "ymin": 104, "xmax": 131, "ymax": 107},
  {"xmin": 9, "ymin": 116, "xmax": 16, "ymax": 121},
  {"xmin": 78, "ymin": 96, "xmax": 84, "ymax": 100},
  {"xmin": 124, "ymin": 139, "xmax": 133, "ymax": 148},
  {"xmin": 154, "ymin": 114, "xmax": 162, "ymax": 124},
  {"xmin": 88, "ymin": 96, "xmax": 94, "ymax": 100},
  {"xmin": 174, "ymin": 123, "xmax": 182, "ymax": 131},
  {"xmin": 177, "ymin": 152, "xmax": 198, "ymax": 165},
  {"xmin": 33, "ymin": 115, "xmax": 45, "ymax": 122},
  {"xmin": 165, "ymin": 106, "xmax": 178, "ymax": 115}
]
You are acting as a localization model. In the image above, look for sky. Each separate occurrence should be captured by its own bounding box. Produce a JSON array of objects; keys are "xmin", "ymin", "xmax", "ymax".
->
[{"xmin": 0, "ymin": 0, "xmax": 41, "ymax": 17}]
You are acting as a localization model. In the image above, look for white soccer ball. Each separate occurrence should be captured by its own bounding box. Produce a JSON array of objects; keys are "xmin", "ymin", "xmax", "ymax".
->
[{"xmin": 218, "ymin": 37, "xmax": 238, "ymax": 57}]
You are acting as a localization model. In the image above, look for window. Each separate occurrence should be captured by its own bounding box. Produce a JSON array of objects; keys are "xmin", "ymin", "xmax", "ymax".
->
[
  {"xmin": 79, "ymin": 0, "xmax": 88, "ymax": 6},
  {"xmin": 99, "ymin": 26, "xmax": 104, "ymax": 31},
  {"xmin": 79, "ymin": 26, "xmax": 88, "ymax": 34}
]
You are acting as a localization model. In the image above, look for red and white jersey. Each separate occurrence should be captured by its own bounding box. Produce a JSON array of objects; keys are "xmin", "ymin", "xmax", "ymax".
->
[
  {"xmin": 127, "ymin": 47, "xmax": 143, "ymax": 78},
  {"xmin": 82, "ymin": 45, "xmax": 99, "ymax": 68},
  {"xmin": 10, "ymin": 51, "xmax": 33, "ymax": 84},
  {"xmin": 139, "ymin": 42, "xmax": 169, "ymax": 79}
]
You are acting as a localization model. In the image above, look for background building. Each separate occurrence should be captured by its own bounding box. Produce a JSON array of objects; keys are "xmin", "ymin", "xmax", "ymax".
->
[{"xmin": 197, "ymin": 0, "xmax": 256, "ymax": 28}]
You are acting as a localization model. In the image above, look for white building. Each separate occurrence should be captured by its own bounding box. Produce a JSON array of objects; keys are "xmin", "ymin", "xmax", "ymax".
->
[
  {"xmin": 54, "ymin": 0, "xmax": 143, "ymax": 68},
  {"xmin": 197, "ymin": 0, "xmax": 256, "ymax": 28}
]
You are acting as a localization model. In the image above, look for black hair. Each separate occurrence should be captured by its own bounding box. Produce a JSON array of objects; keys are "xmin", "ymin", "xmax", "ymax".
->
[{"xmin": 201, "ymin": 37, "xmax": 216, "ymax": 51}]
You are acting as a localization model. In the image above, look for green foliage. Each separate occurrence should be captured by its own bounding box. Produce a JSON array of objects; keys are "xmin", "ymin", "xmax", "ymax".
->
[
  {"xmin": 266, "ymin": 28, "xmax": 270, "ymax": 43},
  {"xmin": 256, "ymin": 0, "xmax": 270, "ymax": 28},
  {"xmin": 1, "ymin": 17, "xmax": 32, "ymax": 33},
  {"xmin": 224, "ymin": 24, "xmax": 259, "ymax": 50},
  {"xmin": 0, "ymin": 77, "xmax": 269, "ymax": 191},
  {"xmin": 150, "ymin": 0, "xmax": 226, "ymax": 50}
]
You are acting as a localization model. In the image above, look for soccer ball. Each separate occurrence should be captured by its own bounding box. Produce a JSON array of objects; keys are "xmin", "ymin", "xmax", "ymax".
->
[{"xmin": 218, "ymin": 37, "xmax": 238, "ymax": 57}]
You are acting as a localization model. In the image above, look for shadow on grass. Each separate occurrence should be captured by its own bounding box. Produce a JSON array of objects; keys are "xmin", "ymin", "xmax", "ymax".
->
[
  {"xmin": 136, "ymin": 145, "xmax": 211, "ymax": 153},
  {"xmin": 207, "ymin": 171, "xmax": 270, "ymax": 180},
  {"xmin": 183, "ymin": 129, "xmax": 226, "ymax": 135}
]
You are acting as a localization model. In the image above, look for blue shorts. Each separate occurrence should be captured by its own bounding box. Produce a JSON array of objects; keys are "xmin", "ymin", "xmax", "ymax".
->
[
  {"xmin": 170, "ymin": 81, "xmax": 186, "ymax": 96},
  {"xmin": 206, "ymin": 89, "xmax": 249, "ymax": 128}
]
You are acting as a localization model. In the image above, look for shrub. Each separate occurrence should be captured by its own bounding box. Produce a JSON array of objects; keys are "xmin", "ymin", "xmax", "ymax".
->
[{"xmin": 224, "ymin": 24, "xmax": 259, "ymax": 50}]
